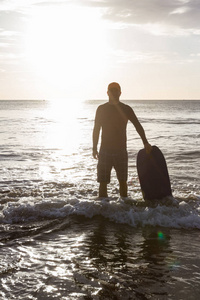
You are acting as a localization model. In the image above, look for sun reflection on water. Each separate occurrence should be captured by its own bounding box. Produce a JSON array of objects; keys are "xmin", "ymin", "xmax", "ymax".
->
[
  {"xmin": 46, "ymin": 100, "xmax": 84, "ymax": 155},
  {"xmin": 38, "ymin": 99, "xmax": 87, "ymax": 182}
]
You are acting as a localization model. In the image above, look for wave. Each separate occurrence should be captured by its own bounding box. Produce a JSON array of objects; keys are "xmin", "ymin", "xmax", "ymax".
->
[
  {"xmin": 141, "ymin": 118, "xmax": 200, "ymax": 125},
  {"xmin": 0, "ymin": 196, "xmax": 200, "ymax": 229},
  {"xmin": 175, "ymin": 150, "xmax": 200, "ymax": 160},
  {"xmin": 0, "ymin": 179, "xmax": 199, "ymax": 229},
  {"xmin": 0, "ymin": 149, "xmax": 56, "ymax": 162},
  {"xmin": 0, "ymin": 154, "xmax": 22, "ymax": 160}
]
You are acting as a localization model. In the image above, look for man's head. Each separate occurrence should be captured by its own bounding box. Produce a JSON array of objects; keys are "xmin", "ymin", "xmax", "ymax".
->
[{"xmin": 107, "ymin": 82, "xmax": 121, "ymax": 103}]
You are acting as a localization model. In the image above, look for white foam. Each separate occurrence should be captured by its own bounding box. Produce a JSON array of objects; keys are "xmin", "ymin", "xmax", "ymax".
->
[{"xmin": 1, "ymin": 197, "xmax": 200, "ymax": 229}]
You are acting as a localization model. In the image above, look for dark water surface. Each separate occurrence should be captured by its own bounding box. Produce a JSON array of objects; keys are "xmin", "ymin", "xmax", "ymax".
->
[
  {"xmin": 1, "ymin": 216, "xmax": 200, "ymax": 299},
  {"xmin": 0, "ymin": 100, "xmax": 200, "ymax": 299}
]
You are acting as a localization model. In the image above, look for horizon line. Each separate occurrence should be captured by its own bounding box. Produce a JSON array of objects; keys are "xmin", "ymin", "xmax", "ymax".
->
[{"xmin": 0, "ymin": 98, "xmax": 200, "ymax": 101}]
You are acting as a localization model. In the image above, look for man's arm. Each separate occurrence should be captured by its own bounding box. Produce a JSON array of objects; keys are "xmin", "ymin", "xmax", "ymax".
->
[
  {"xmin": 93, "ymin": 123, "xmax": 101, "ymax": 159},
  {"xmin": 129, "ymin": 108, "xmax": 152, "ymax": 153},
  {"xmin": 92, "ymin": 107, "xmax": 101, "ymax": 159}
]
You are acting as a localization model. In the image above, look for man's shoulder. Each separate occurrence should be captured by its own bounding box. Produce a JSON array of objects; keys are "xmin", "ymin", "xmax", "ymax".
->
[
  {"xmin": 97, "ymin": 102, "xmax": 133, "ymax": 113},
  {"xmin": 100, "ymin": 102, "xmax": 109, "ymax": 107},
  {"xmin": 96, "ymin": 102, "xmax": 109, "ymax": 111},
  {"xmin": 119, "ymin": 102, "xmax": 133, "ymax": 112}
]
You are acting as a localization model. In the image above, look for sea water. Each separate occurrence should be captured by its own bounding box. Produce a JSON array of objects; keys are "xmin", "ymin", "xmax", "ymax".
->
[{"xmin": 0, "ymin": 99, "xmax": 200, "ymax": 299}]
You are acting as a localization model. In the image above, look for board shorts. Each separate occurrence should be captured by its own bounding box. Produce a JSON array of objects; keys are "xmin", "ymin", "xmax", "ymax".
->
[{"xmin": 97, "ymin": 150, "xmax": 128, "ymax": 183}]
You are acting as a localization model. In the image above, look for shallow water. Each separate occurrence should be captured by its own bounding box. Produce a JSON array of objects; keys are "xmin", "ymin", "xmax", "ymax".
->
[
  {"xmin": 0, "ymin": 100, "xmax": 200, "ymax": 299},
  {"xmin": 1, "ymin": 216, "xmax": 200, "ymax": 299}
]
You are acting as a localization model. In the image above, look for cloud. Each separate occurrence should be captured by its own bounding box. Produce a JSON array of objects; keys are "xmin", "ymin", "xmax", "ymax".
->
[
  {"xmin": 0, "ymin": 28, "xmax": 22, "ymax": 38},
  {"xmin": 108, "ymin": 48, "xmax": 193, "ymax": 65},
  {"xmin": 0, "ymin": 0, "xmax": 199, "ymax": 35},
  {"xmin": 79, "ymin": 0, "xmax": 200, "ymax": 35},
  {"xmin": 0, "ymin": 0, "xmax": 73, "ymax": 11},
  {"xmin": 0, "ymin": 52, "xmax": 24, "ymax": 64},
  {"xmin": 0, "ymin": 1, "xmax": 200, "ymax": 68}
]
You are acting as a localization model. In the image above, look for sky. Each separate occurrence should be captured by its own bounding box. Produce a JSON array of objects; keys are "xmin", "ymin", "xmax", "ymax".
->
[{"xmin": 0, "ymin": 0, "xmax": 200, "ymax": 100}]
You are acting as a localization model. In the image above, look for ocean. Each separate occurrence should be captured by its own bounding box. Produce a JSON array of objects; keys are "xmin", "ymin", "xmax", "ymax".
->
[{"xmin": 0, "ymin": 99, "xmax": 199, "ymax": 299}]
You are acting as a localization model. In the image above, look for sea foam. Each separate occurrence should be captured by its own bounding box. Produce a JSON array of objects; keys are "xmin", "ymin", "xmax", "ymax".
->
[{"xmin": 1, "ymin": 197, "xmax": 200, "ymax": 229}]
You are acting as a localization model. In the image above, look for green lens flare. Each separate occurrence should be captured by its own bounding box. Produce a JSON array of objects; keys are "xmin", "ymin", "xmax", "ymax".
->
[{"xmin": 158, "ymin": 231, "xmax": 165, "ymax": 240}]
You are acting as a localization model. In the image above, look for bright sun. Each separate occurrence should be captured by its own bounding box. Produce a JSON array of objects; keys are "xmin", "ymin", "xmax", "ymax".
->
[{"xmin": 25, "ymin": 4, "xmax": 108, "ymax": 98}]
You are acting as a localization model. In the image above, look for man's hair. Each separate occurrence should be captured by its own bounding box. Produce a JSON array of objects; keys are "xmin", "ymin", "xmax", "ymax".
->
[{"xmin": 108, "ymin": 82, "xmax": 121, "ymax": 92}]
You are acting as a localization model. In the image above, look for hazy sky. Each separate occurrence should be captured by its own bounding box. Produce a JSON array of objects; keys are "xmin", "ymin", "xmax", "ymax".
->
[{"xmin": 0, "ymin": 0, "xmax": 200, "ymax": 100}]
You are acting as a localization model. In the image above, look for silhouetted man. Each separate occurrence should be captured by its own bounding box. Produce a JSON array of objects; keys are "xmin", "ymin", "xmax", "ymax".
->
[{"xmin": 93, "ymin": 82, "xmax": 152, "ymax": 198}]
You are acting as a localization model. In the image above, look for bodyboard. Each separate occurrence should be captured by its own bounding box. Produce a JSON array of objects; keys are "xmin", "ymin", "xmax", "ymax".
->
[{"xmin": 137, "ymin": 146, "xmax": 172, "ymax": 201}]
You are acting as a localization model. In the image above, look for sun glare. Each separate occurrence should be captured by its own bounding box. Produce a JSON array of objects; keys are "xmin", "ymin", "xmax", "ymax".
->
[
  {"xmin": 25, "ymin": 5, "xmax": 108, "ymax": 93},
  {"xmin": 45, "ymin": 99, "xmax": 84, "ymax": 154}
]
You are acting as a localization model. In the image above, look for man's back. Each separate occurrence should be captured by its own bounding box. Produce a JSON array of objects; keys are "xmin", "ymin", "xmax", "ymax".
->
[{"xmin": 95, "ymin": 102, "xmax": 133, "ymax": 152}]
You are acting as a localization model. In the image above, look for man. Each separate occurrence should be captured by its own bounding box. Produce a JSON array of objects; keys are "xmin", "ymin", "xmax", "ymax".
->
[{"xmin": 93, "ymin": 82, "xmax": 152, "ymax": 198}]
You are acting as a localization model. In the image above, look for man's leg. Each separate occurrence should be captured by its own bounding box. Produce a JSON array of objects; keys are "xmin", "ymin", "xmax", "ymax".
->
[
  {"xmin": 99, "ymin": 182, "xmax": 108, "ymax": 198},
  {"xmin": 97, "ymin": 151, "xmax": 111, "ymax": 198},
  {"xmin": 119, "ymin": 181, "xmax": 127, "ymax": 197},
  {"xmin": 114, "ymin": 151, "xmax": 128, "ymax": 197}
]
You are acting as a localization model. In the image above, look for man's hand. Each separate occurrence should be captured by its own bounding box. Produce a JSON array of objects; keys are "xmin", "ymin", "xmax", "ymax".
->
[
  {"xmin": 144, "ymin": 143, "xmax": 152, "ymax": 154},
  {"xmin": 93, "ymin": 148, "xmax": 99, "ymax": 159}
]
